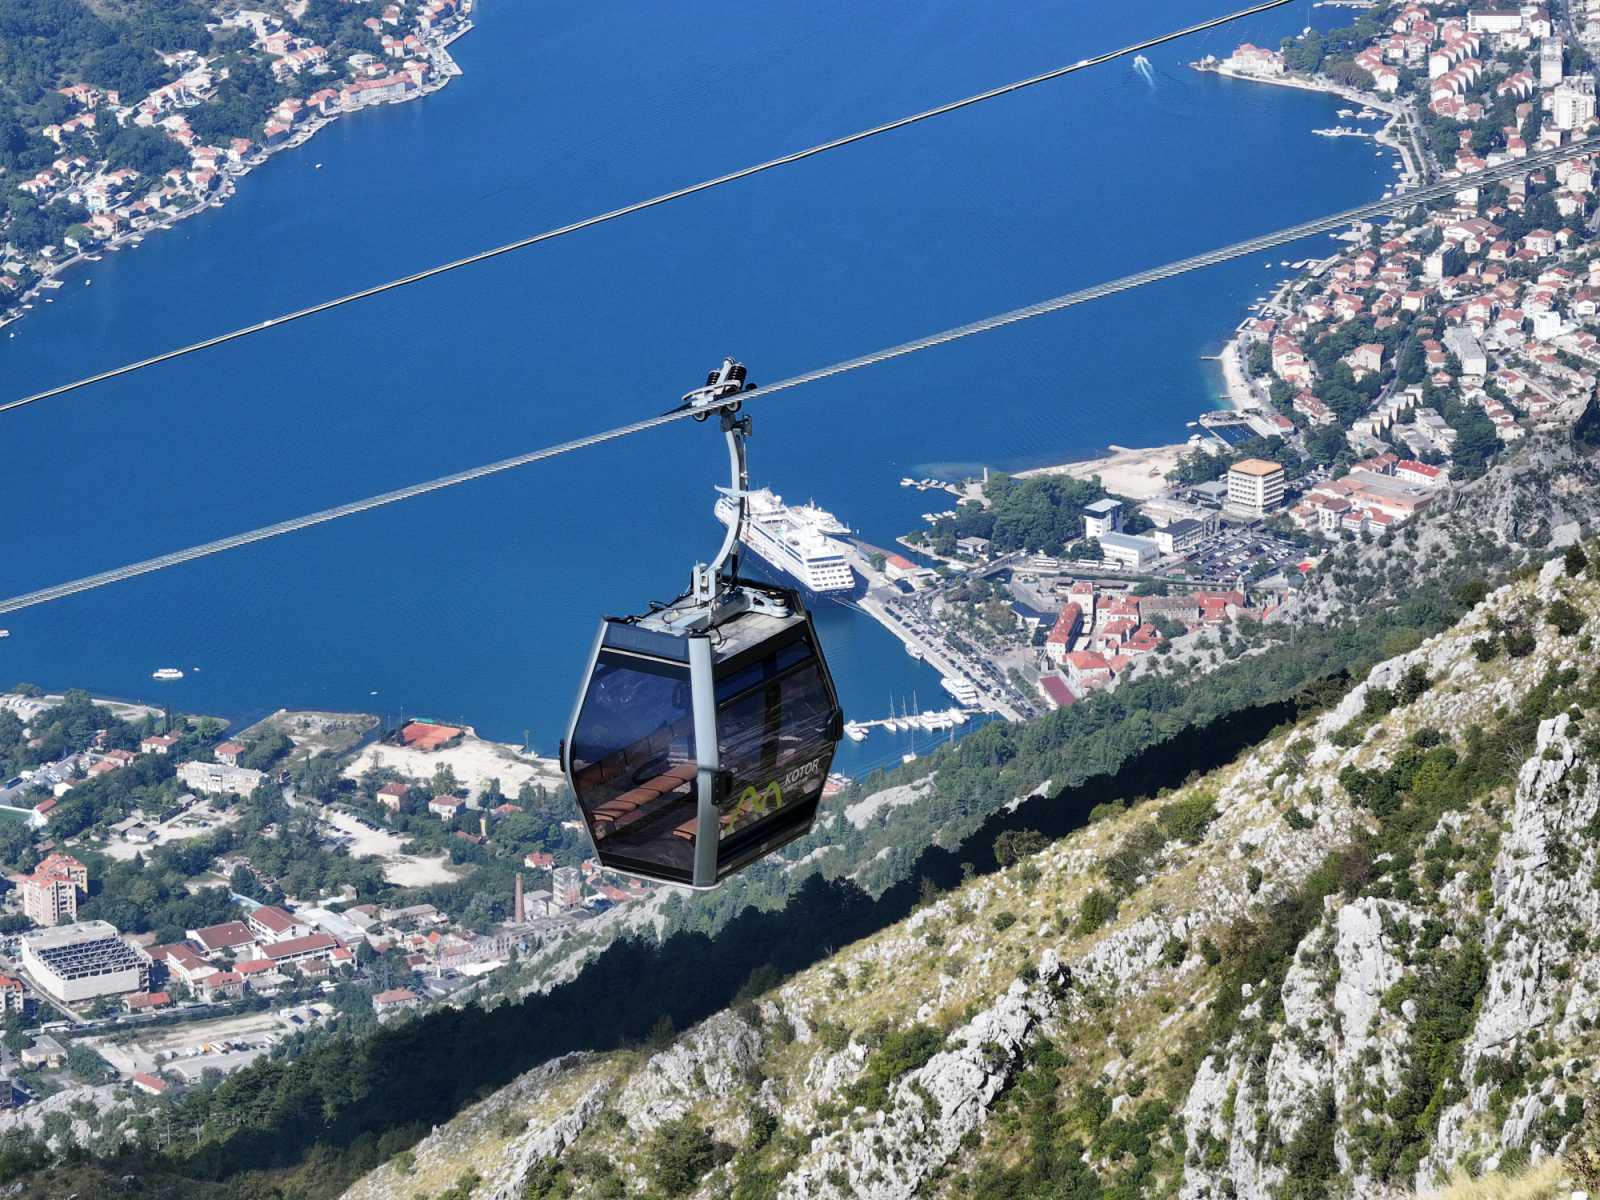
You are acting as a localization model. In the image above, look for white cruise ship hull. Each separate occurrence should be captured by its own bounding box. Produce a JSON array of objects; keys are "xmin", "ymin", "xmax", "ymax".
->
[
  {"xmin": 735, "ymin": 537, "xmax": 858, "ymax": 597},
  {"xmin": 715, "ymin": 492, "xmax": 857, "ymax": 596}
]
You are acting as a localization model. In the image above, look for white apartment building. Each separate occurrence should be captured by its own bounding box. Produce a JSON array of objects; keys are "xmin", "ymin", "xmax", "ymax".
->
[
  {"xmin": 1554, "ymin": 76, "xmax": 1597, "ymax": 129},
  {"xmin": 1542, "ymin": 37, "xmax": 1565, "ymax": 86},
  {"xmin": 177, "ymin": 760, "xmax": 265, "ymax": 797},
  {"xmin": 1444, "ymin": 326, "xmax": 1489, "ymax": 376},
  {"xmin": 18, "ymin": 853, "xmax": 87, "ymax": 927},
  {"xmin": 1467, "ymin": 7, "xmax": 1523, "ymax": 34},
  {"xmin": 1082, "ymin": 498, "xmax": 1124, "ymax": 540},
  {"xmin": 1226, "ymin": 459, "xmax": 1287, "ymax": 517}
]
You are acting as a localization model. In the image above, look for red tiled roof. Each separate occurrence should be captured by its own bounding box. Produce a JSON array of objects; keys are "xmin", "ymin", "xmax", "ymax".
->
[
  {"xmin": 165, "ymin": 945, "xmax": 211, "ymax": 973},
  {"xmin": 1063, "ymin": 651, "xmax": 1110, "ymax": 671},
  {"xmin": 263, "ymin": 933, "xmax": 338, "ymax": 961},
  {"xmin": 191, "ymin": 920, "xmax": 254, "ymax": 951},
  {"xmin": 250, "ymin": 906, "xmax": 299, "ymax": 933},
  {"xmin": 400, "ymin": 722, "xmax": 461, "ymax": 750},
  {"xmin": 1040, "ymin": 677, "xmax": 1076, "ymax": 708}
]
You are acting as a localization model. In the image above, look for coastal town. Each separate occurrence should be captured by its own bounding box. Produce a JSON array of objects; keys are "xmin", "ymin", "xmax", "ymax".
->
[
  {"xmin": 800, "ymin": 0, "xmax": 1600, "ymax": 725},
  {"xmin": 0, "ymin": 691, "xmax": 660, "ymax": 1133},
  {"xmin": 0, "ymin": 0, "xmax": 477, "ymax": 324}
]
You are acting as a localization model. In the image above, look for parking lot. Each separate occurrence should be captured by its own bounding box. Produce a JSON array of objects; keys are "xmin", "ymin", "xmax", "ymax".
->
[{"xmin": 1187, "ymin": 528, "xmax": 1308, "ymax": 585}]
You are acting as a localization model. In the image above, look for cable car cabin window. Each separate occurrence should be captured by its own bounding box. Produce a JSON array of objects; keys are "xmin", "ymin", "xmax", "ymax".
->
[
  {"xmin": 569, "ymin": 651, "xmax": 699, "ymax": 880},
  {"xmin": 715, "ymin": 643, "xmax": 836, "ymax": 854}
]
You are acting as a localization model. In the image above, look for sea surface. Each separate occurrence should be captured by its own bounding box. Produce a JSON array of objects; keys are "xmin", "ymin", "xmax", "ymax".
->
[{"xmin": 0, "ymin": 0, "xmax": 1393, "ymax": 775}]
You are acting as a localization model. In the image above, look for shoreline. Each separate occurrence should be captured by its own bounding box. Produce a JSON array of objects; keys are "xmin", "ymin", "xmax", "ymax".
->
[
  {"xmin": 1180, "ymin": 58, "xmax": 1428, "ymax": 447},
  {"xmin": 1016, "ymin": 442, "xmax": 1189, "ymax": 500},
  {"xmin": 1193, "ymin": 61, "xmax": 1424, "ymax": 188},
  {"xmin": 1009, "ymin": 64, "xmax": 1421, "ymax": 502},
  {"xmin": 0, "ymin": 14, "xmax": 479, "ymax": 334}
]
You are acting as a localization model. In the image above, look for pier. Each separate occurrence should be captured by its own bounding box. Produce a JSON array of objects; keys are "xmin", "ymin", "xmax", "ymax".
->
[{"xmin": 843, "ymin": 705, "xmax": 977, "ymax": 741}]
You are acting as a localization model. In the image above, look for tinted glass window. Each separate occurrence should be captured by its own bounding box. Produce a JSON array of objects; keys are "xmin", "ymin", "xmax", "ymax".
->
[
  {"xmin": 716, "ymin": 658, "xmax": 835, "ymax": 843},
  {"xmin": 714, "ymin": 638, "xmax": 813, "ymax": 705},
  {"xmin": 570, "ymin": 652, "xmax": 698, "ymax": 877}
]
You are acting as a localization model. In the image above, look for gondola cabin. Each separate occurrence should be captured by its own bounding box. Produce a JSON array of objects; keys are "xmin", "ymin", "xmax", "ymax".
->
[{"xmin": 562, "ymin": 581, "xmax": 842, "ymax": 888}]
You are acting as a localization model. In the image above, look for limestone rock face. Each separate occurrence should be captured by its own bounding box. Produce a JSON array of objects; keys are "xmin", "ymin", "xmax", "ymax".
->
[
  {"xmin": 1425, "ymin": 712, "xmax": 1600, "ymax": 1183},
  {"xmin": 1179, "ymin": 897, "xmax": 1417, "ymax": 1200},
  {"xmin": 490, "ymin": 1076, "xmax": 610, "ymax": 1200},
  {"xmin": 778, "ymin": 953, "xmax": 1067, "ymax": 1200},
  {"xmin": 616, "ymin": 1011, "xmax": 764, "ymax": 1130}
]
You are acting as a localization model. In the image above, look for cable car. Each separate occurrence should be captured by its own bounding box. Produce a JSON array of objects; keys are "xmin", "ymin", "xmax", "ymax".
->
[{"xmin": 560, "ymin": 360, "xmax": 844, "ymax": 888}]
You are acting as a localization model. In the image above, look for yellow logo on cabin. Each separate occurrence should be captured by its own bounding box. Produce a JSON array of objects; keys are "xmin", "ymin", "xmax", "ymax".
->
[{"xmin": 739, "ymin": 781, "xmax": 783, "ymax": 814}]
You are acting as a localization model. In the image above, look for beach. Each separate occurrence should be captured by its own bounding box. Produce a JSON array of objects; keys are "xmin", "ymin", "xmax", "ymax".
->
[
  {"xmin": 343, "ymin": 727, "xmax": 564, "ymax": 800},
  {"xmin": 1017, "ymin": 443, "xmax": 1189, "ymax": 500}
]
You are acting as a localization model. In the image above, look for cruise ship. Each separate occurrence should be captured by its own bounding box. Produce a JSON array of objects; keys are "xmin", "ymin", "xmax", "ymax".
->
[{"xmin": 714, "ymin": 488, "xmax": 856, "ymax": 595}]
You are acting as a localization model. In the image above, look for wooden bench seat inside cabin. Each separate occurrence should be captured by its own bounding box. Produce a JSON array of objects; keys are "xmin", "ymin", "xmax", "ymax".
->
[
  {"xmin": 589, "ymin": 763, "xmax": 697, "ymax": 840},
  {"xmin": 670, "ymin": 809, "xmax": 739, "ymax": 841}
]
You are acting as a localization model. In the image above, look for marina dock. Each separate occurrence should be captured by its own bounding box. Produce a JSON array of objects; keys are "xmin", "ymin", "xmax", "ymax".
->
[{"xmin": 843, "ymin": 705, "xmax": 976, "ymax": 741}]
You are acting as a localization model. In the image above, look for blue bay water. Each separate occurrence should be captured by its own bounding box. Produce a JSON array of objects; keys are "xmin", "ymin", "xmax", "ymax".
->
[{"xmin": 0, "ymin": 0, "xmax": 1392, "ymax": 774}]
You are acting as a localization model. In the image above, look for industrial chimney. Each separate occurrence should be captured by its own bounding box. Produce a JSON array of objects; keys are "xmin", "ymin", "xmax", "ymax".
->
[{"xmin": 513, "ymin": 871, "xmax": 525, "ymax": 924}]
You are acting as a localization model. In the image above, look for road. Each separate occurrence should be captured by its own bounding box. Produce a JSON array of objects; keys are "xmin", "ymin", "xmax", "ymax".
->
[
  {"xmin": 856, "ymin": 591, "xmax": 1031, "ymax": 722},
  {"xmin": 16, "ymin": 966, "xmax": 82, "ymax": 1025},
  {"xmin": 838, "ymin": 542, "xmax": 1032, "ymax": 720}
]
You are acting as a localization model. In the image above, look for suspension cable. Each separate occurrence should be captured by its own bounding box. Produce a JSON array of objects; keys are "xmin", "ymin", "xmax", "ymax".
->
[
  {"xmin": 0, "ymin": 0, "xmax": 1292, "ymax": 416},
  {"xmin": 1, "ymin": 134, "xmax": 1591, "ymax": 616}
]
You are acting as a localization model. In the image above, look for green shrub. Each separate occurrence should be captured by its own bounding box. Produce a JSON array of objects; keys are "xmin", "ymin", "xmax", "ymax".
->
[
  {"xmin": 1074, "ymin": 889, "xmax": 1118, "ymax": 936},
  {"xmin": 1396, "ymin": 663, "xmax": 1430, "ymax": 705},
  {"xmin": 1104, "ymin": 823, "xmax": 1165, "ymax": 894},
  {"xmin": 1157, "ymin": 795, "xmax": 1218, "ymax": 845},
  {"xmin": 991, "ymin": 910, "xmax": 1018, "ymax": 932},
  {"xmin": 845, "ymin": 1024, "xmax": 945, "ymax": 1111},
  {"xmin": 1504, "ymin": 628, "xmax": 1537, "ymax": 658},
  {"xmin": 745, "ymin": 1104, "xmax": 777, "ymax": 1152},
  {"xmin": 1280, "ymin": 1090, "xmax": 1338, "ymax": 1199},
  {"xmin": 1363, "ymin": 685, "xmax": 1397, "ymax": 718},
  {"xmin": 1549, "ymin": 598, "xmax": 1585, "ymax": 637},
  {"xmin": 814, "ymin": 1019, "xmax": 851, "ymax": 1052},
  {"xmin": 1088, "ymin": 800, "xmax": 1126, "ymax": 823},
  {"xmin": 1567, "ymin": 542, "xmax": 1590, "ymax": 577},
  {"xmin": 994, "ymin": 829, "xmax": 1047, "ymax": 865},
  {"xmin": 644, "ymin": 1117, "xmax": 720, "ymax": 1197}
]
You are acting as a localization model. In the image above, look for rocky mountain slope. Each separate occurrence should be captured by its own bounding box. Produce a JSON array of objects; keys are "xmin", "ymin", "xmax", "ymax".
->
[{"xmin": 340, "ymin": 548, "xmax": 1600, "ymax": 1200}]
